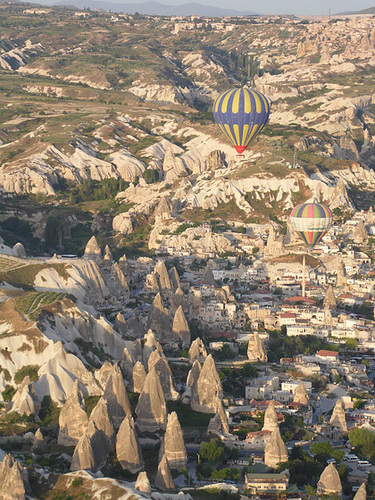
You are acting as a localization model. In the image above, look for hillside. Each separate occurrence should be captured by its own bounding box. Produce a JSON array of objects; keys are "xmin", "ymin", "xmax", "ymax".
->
[{"xmin": 0, "ymin": 8, "xmax": 375, "ymax": 255}]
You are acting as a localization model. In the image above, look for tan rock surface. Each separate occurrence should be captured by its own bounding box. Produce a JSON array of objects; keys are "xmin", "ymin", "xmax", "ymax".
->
[
  {"xmin": 155, "ymin": 455, "xmax": 175, "ymax": 491},
  {"xmin": 293, "ymin": 383, "xmax": 309, "ymax": 406},
  {"xmin": 247, "ymin": 332, "xmax": 267, "ymax": 362},
  {"xmin": 164, "ymin": 412, "xmax": 187, "ymax": 470},
  {"xmin": 317, "ymin": 463, "xmax": 342, "ymax": 497},
  {"xmin": 188, "ymin": 338, "xmax": 207, "ymax": 363},
  {"xmin": 83, "ymin": 236, "xmax": 102, "ymax": 261},
  {"xmin": 264, "ymin": 427, "xmax": 288, "ymax": 468},
  {"xmin": 0, "ymin": 454, "xmax": 26, "ymax": 500},
  {"xmin": 262, "ymin": 401, "xmax": 279, "ymax": 433},
  {"xmin": 89, "ymin": 397, "xmax": 115, "ymax": 448},
  {"xmin": 136, "ymin": 367, "xmax": 167, "ymax": 432},
  {"xmin": 103, "ymin": 364, "xmax": 131, "ymax": 430},
  {"xmin": 116, "ymin": 414, "xmax": 144, "ymax": 473},
  {"xmin": 208, "ymin": 401, "xmax": 229, "ymax": 435},
  {"xmin": 148, "ymin": 350, "xmax": 179, "ymax": 401},
  {"xmin": 353, "ymin": 483, "xmax": 366, "ymax": 500},
  {"xmin": 172, "ymin": 305, "xmax": 191, "ymax": 347},
  {"xmin": 58, "ymin": 380, "xmax": 89, "ymax": 446},
  {"xmin": 70, "ymin": 421, "xmax": 111, "ymax": 471},
  {"xmin": 147, "ymin": 293, "xmax": 170, "ymax": 335},
  {"xmin": 191, "ymin": 354, "xmax": 222, "ymax": 413},
  {"xmin": 133, "ymin": 361, "xmax": 147, "ymax": 393},
  {"xmin": 330, "ymin": 399, "xmax": 347, "ymax": 433},
  {"xmin": 135, "ymin": 471, "xmax": 152, "ymax": 494}
]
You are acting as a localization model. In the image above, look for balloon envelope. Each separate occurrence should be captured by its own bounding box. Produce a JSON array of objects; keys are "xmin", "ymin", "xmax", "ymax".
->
[
  {"xmin": 290, "ymin": 202, "xmax": 333, "ymax": 248},
  {"xmin": 213, "ymin": 87, "xmax": 270, "ymax": 154}
]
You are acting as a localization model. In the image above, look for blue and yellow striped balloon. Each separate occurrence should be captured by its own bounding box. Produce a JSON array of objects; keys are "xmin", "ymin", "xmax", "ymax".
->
[
  {"xmin": 290, "ymin": 202, "xmax": 333, "ymax": 248},
  {"xmin": 213, "ymin": 87, "xmax": 270, "ymax": 154}
]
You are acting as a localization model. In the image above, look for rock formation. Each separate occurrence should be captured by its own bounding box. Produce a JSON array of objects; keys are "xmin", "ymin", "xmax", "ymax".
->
[
  {"xmin": 103, "ymin": 364, "xmax": 131, "ymax": 430},
  {"xmin": 354, "ymin": 220, "xmax": 368, "ymax": 244},
  {"xmin": 185, "ymin": 360, "xmax": 201, "ymax": 397},
  {"xmin": 95, "ymin": 362, "xmax": 113, "ymax": 390},
  {"xmin": 323, "ymin": 286, "xmax": 337, "ymax": 308},
  {"xmin": 84, "ymin": 236, "xmax": 102, "ymax": 261},
  {"xmin": 171, "ymin": 306, "xmax": 191, "ymax": 347},
  {"xmin": 154, "ymin": 260, "xmax": 172, "ymax": 290},
  {"xmin": 262, "ymin": 401, "xmax": 279, "ymax": 433},
  {"xmin": 188, "ymin": 337, "xmax": 207, "ymax": 363},
  {"xmin": 147, "ymin": 293, "xmax": 170, "ymax": 335},
  {"xmin": 293, "ymin": 383, "xmax": 309, "ymax": 406},
  {"xmin": 155, "ymin": 455, "xmax": 175, "ymax": 491},
  {"xmin": 114, "ymin": 313, "xmax": 127, "ymax": 336},
  {"xmin": 155, "ymin": 196, "xmax": 173, "ymax": 221},
  {"xmin": 353, "ymin": 483, "xmax": 366, "ymax": 500},
  {"xmin": 164, "ymin": 412, "xmax": 187, "ymax": 470},
  {"xmin": 162, "ymin": 148, "xmax": 186, "ymax": 183},
  {"xmin": 58, "ymin": 380, "xmax": 89, "ymax": 446},
  {"xmin": 116, "ymin": 414, "xmax": 144, "ymax": 473},
  {"xmin": 171, "ymin": 287, "xmax": 184, "ymax": 313},
  {"xmin": 143, "ymin": 329, "xmax": 163, "ymax": 367},
  {"xmin": 264, "ymin": 427, "xmax": 288, "ymax": 468},
  {"xmin": 120, "ymin": 347, "xmax": 135, "ymax": 386},
  {"xmin": 135, "ymin": 471, "xmax": 152, "ymax": 494},
  {"xmin": 0, "ymin": 454, "xmax": 26, "ymax": 500},
  {"xmin": 336, "ymin": 260, "xmax": 347, "ymax": 287},
  {"xmin": 133, "ymin": 361, "xmax": 147, "ymax": 393},
  {"xmin": 317, "ymin": 463, "xmax": 342, "ymax": 497},
  {"xmin": 32, "ymin": 429, "xmax": 46, "ymax": 451},
  {"xmin": 168, "ymin": 266, "xmax": 180, "ymax": 291},
  {"xmin": 330, "ymin": 399, "xmax": 347, "ymax": 433},
  {"xmin": 247, "ymin": 332, "xmax": 267, "ymax": 362},
  {"xmin": 191, "ymin": 355, "xmax": 223, "ymax": 413},
  {"xmin": 12, "ymin": 376, "xmax": 41, "ymax": 417},
  {"xmin": 200, "ymin": 265, "xmax": 216, "ymax": 287},
  {"xmin": 89, "ymin": 397, "xmax": 115, "ymax": 448},
  {"xmin": 136, "ymin": 367, "xmax": 167, "ymax": 432},
  {"xmin": 71, "ymin": 421, "xmax": 111, "ymax": 471},
  {"xmin": 148, "ymin": 350, "xmax": 179, "ymax": 401},
  {"xmin": 208, "ymin": 401, "xmax": 229, "ymax": 435}
]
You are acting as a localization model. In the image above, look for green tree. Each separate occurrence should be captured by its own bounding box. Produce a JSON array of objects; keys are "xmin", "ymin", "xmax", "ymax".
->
[
  {"xmin": 142, "ymin": 169, "xmax": 159, "ymax": 184},
  {"xmin": 199, "ymin": 439, "xmax": 225, "ymax": 463}
]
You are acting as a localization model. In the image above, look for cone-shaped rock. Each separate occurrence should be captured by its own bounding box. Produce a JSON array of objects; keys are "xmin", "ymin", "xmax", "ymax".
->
[
  {"xmin": 143, "ymin": 329, "xmax": 163, "ymax": 367},
  {"xmin": 317, "ymin": 463, "xmax": 342, "ymax": 497},
  {"xmin": 113, "ymin": 263, "xmax": 130, "ymax": 293},
  {"xmin": 116, "ymin": 414, "xmax": 144, "ymax": 473},
  {"xmin": 330, "ymin": 399, "xmax": 347, "ymax": 433},
  {"xmin": 0, "ymin": 454, "xmax": 26, "ymax": 500},
  {"xmin": 114, "ymin": 313, "xmax": 127, "ymax": 336},
  {"xmin": 148, "ymin": 350, "xmax": 179, "ymax": 401},
  {"xmin": 95, "ymin": 361, "xmax": 113, "ymax": 390},
  {"xmin": 71, "ymin": 421, "xmax": 110, "ymax": 471},
  {"xmin": 294, "ymin": 383, "xmax": 309, "ymax": 406},
  {"xmin": 354, "ymin": 483, "xmax": 366, "ymax": 500},
  {"xmin": 264, "ymin": 427, "xmax": 288, "ymax": 468},
  {"xmin": 354, "ymin": 220, "xmax": 368, "ymax": 244},
  {"xmin": 168, "ymin": 267, "xmax": 181, "ymax": 292},
  {"xmin": 89, "ymin": 397, "xmax": 115, "ymax": 448},
  {"xmin": 32, "ymin": 429, "xmax": 46, "ymax": 451},
  {"xmin": 154, "ymin": 260, "xmax": 172, "ymax": 290},
  {"xmin": 188, "ymin": 338, "xmax": 207, "ymax": 364},
  {"xmin": 164, "ymin": 412, "xmax": 187, "ymax": 470},
  {"xmin": 324, "ymin": 286, "xmax": 336, "ymax": 308},
  {"xmin": 12, "ymin": 376, "xmax": 41, "ymax": 417},
  {"xmin": 103, "ymin": 364, "xmax": 131, "ymax": 430},
  {"xmin": 247, "ymin": 332, "xmax": 267, "ymax": 362},
  {"xmin": 155, "ymin": 455, "xmax": 175, "ymax": 491},
  {"xmin": 120, "ymin": 347, "xmax": 135, "ymax": 386},
  {"xmin": 172, "ymin": 306, "xmax": 191, "ymax": 347},
  {"xmin": 84, "ymin": 236, "xmax": 102, "ymax": 261},
  {"xmin": 135, "ymin": 471, "xmax": 152, "ymax": 494},
  {"xmin": 200, "ymin": 265, "xmax": 216, "ymax": 287},
  {"xmin": 103, "ymin": 244, "xmax": 113, "ymax": 263},
  {"xmin": 171, "ymin": 287, "xmax": 184, "ymax": 313},
  {"xmin": 191, "ymin": 354, "xmax": 223, "ymax": 413},
  {"xmin": 155, "ymin": 196, "xmax": 172, "ymax": 221},
  {"xmin": 147, "ymin": 293, "xmax": 170, "ymax": 334},
  {"xmin": 58, "ymin": 380, "xmax": 89, "ymax": 446},
  {"xmin": 208, "ymin": 401, "xmax": 229, "ymax": 435},
  {"xmin": 133, "ymin": 361, "xmax": 147, "ymax": 393},
  {"xmin": 262, "ymin": 401, "xmax": 279, "ymax": 432},
  {"xmin": 136, "ymin": 367, "xmax": 167, "ymax": 432}
]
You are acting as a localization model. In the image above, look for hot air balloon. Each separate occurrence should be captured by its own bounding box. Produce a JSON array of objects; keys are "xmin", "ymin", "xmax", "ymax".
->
[
  {"xmin": 290, "ymin": 202, "xmax": 333, "ymax": 297},
  {"xmin": 213, "ymin": 87, "xmax": 270, "ymax": 155}
]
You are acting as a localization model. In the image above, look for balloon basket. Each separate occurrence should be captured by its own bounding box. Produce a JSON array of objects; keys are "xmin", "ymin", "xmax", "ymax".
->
[{"xmin": 236, "ymin": 154, "xmax": 245, "ymax": 158}]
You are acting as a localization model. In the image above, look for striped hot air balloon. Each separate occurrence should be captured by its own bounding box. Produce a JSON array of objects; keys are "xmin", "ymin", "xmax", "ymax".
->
[
  {"xmin": 213, "ymin": 87, "xmax": 270, "ymax": 154},
  {"xmin": 290, "ymin": 202, "xmax": 333, "ymax": 249}
]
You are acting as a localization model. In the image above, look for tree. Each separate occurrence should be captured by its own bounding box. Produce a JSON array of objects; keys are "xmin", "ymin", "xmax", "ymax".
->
[
  {"xmin": 199, "ymin": 439, "xmax": 225, "ymax": 463},
  {"xmin": 142, "ymin": 169, "xmax": 159, "ymax": 184}
]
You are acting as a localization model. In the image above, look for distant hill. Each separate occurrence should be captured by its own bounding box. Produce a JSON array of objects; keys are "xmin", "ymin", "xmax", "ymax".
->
[
  {"xmin": 45, "ymin": 0, "xmax": 259, "ymax": 16},
  {"xmin": 337, "ymin": 6, "xmax": 375, "ymax": 14}
]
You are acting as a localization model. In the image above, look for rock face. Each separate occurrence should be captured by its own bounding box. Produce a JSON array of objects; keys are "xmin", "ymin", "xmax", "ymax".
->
[
  {"xmin": 208, "ymin": 401, "xmax": 229, "ymax": 435},
  {"xmin": 143, "ymin": 329, "xmax": 163, "ymax": 367},
  {"xmin": 132, "ymin": 361, "xmax": 147, "ymax": 393},
  {"xmin": 164, "ymin": 412, "xmax": 187, "ymax": 470},
  {"xmin": 354, "ymin": 220, "xmax": 368, "ymax": 244},
  {"xmin": 330, "ymin": 399, "xmax": 347, "ymax": 433},
  {"xmin": 148, "ymin": 350, "xmax": 179, "ymax": 401},
  {"xmin": 317, "ymin": 463, "xmax": 342, "ymax": 497},
  {"xmin": 116, "ymin": 414, "xmax": 144, "ymax": 473},
  {"xmin": 0, "ymin": 454, "xmax": 26, "ymax": 500},
  {"xmin": 147, "ymin": 293, "xmax": 170, "ymax": 335},
  {"xmin": 247, "ymin": 332, "xmax": 267, "ymax": 362},
  {"xmin": 32, "ymin": 429, "xmax": 46, "ymax": 451},
  {"xmin": 264, "ymin": 427, "xmax": 288, "ymax": 468},
  {"xmin": 58, "ymin": 380, "xmax": 89, "ymax": 446},
  {"xmin": 200, "ymin": 265, "xmax": 216, "ymax": 286},
  {"xmin": 103, "ymin": 364, "xmax": 131, "ymax": 430},
  {"xmin": 89, "ymin": 397, "xmax": 115, "ymax": 448},
  {"xmin": 293, "ymin": 383, "xmax": 309, "ymax": 406},
  {"xmin": 12, "ymin": 376, "xmax": 41, "ymax": 417},
  {"xmin": 185, "ymin": 360, "xmax": 201, "ymax": 397},
  {"xmin": 154, "ymin": 260, "xmax": 172, "ymax": 291},
  {"xmin": 262, "ymin": 401, "xmax": 279, "ymax": 433},
  {"xmin": 188, "ymin": 337, "xmax": 207, "ymax": 363},
  {"xmin": 162, "ymin": 148, "xmax": 186, "ymax": 183},
  {"xmin": 135, "ymin": 471, "xmax": 152, "ymax": 494},
  {"xmin": 324, "ymin": 286, "xmax": 337, "ymax": 308},
  {"xmin": 71, "ymin": 421, "xmax": 111, "ymax": 471},
  {"xmin": 172, "ymin": 306, "xmax": 191, "ymax": 347},
  {"xmin": 136, "ymin": 367, "xmax": 167, "ymax": 432},
  {"xmin": 84, "ymin": 236, "xmax": 102, "ymax": 261},
  {"xmin": 191, "ymin": 355, "xmax": 223, "ymax": 413},
  {"xmin": 155, "ymin": 455, "xmax": 175, "ymax": 491},
  {"xmin": 353, "ymin": 483, "xmax": 366, "ymax": 500}
]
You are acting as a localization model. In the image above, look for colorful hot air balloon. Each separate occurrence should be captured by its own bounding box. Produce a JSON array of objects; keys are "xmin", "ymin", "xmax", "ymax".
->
[
  {"xmin": 290, "ymin": 202, "xmax": 333, "ymax": 249},
  {"xmin": 213, "ymin": 87, "xmax": 270, "ymax": 154}
]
